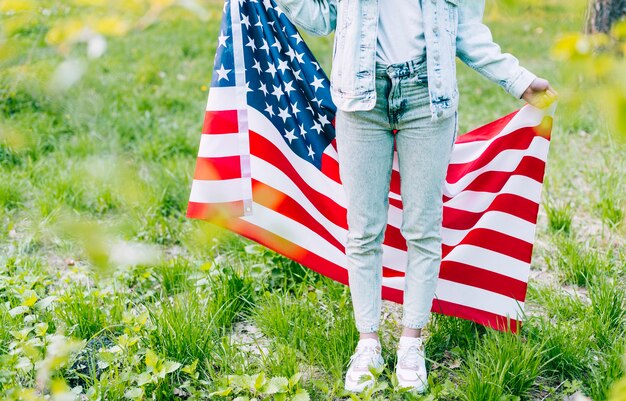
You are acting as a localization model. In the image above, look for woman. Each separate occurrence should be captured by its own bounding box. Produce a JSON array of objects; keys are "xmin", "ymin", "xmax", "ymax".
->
[{"xmin": 275, "ymin": 0, "xmax": 557, "ymax": 394}]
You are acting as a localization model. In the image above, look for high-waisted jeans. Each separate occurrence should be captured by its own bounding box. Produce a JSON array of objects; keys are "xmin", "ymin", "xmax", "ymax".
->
[{"xmin": 335, "ymin": 56, "xmax": 457, "ymax": 333}]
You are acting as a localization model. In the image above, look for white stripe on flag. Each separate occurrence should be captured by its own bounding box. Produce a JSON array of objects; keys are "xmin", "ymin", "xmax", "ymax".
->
[
  {"xmin": 443, "ymin": 244, "xmax": 530, "ymax": 282},
  {"xmin": 441, "ymin": 211, "xmax": 536, "ymax": 245},
  {"xmin": 198, "ymin": 134, "xmax": 240, "ymax": 158},
  {"xmin": 444, "ymin": 176, "xmax": 543, "ymax": 211},
  {"xmin": 206, "ymin": 87, "xmax": 241, "ymax": 111},
  {"xmin": 382, "ymin": 276, "xmax": 525, "ymax": 319},
  {"xmin": 189, "ymin": 178, "xmax": 251, "ymax": 203}
]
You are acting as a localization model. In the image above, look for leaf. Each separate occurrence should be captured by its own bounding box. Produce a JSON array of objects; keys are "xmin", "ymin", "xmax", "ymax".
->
[
  {"xmin": 309, "ymin": 378, "xmax": 328, "ymax": 393},
  {"xmin": 35, "ymin": 296, "xmax": 57, "ymax": 310},
  {"xmin": 21, "ymin": 290, "xmax": 38, "ymax": 307},
  {"xmin": 145, "ymin": 349, "xmax": 159, "ymax": 369},
  {"xmin": 163, "ymin": 360, "xmax": 181, "ymax": 374},
  {"xmin": 135, "ymin": 372, "xmax": 152, "ymax": 386},
  {"xmin": 254, "ymin": 371, "xmax": 266, "ymax": 390},
  {"xmin": 262, "ymin": 376, "xmax": 289, "ymax": 394},
  {"xmin": 288, "ymin": 372, "xmax": 302, "ymax": 388},
  {"xmin": 228, "ymin": 374, "xmax": 250, "ymax": 389},
  {"xmin": 370, "ymin": 381, "xmax": 387, "ymax": 393},
  {"xmin": 208, "ymin": 387, "xmax": 233, "ymax": 397},
  {"xmin": 34, "ymin": 322, "xmax": 49, "ymax": 337},
  {"xmin": 181, "ymin": 359, "xmax": 198, "ymax": 375},
  {"xmin": 8, "ymin": 305, "xmax": 29, "ymax": 317},
  {"xmin": 291, "ymin": 388, "xmax": 310, "ymax": 401},
  {"xmin": 244, "ymin": 374, "xmax": 257, "ymax": 391},
  {"xmin": 124, "ymin": 387, "xmax": 143, "ymax": 399},
  {"xmin": 368, "ymin": 361, "xmax": 385, "ymax": 377}
]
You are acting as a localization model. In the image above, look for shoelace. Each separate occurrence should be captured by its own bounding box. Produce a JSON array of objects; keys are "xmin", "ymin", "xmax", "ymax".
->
[
  {"xmin": 348, "ymin": 345, "xmax": 380, "ymax": 369},
  {"xmin": 398, "ymin": 340, "xmax": 424, "ymax": 370}
]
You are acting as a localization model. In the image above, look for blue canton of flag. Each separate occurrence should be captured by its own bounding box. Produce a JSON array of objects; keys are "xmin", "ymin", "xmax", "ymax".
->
[
  {"xmin": 211, "ymin": 1, "xmax": 235, "ymax": 89},
  {"xmin": 212, "ymin": 0, "xmax": 336, "ymax": 169}
]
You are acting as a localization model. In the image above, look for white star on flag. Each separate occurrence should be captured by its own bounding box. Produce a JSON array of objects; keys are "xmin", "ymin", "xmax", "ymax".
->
[{"xmin": 215, "ymin": 64, "xmax": 231, "ymax": 81}]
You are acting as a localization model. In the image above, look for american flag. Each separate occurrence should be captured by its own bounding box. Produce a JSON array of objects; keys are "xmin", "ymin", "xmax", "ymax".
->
[{"xmin": 186, "ymin": 0, "xmax": 555, "ymax": 333}]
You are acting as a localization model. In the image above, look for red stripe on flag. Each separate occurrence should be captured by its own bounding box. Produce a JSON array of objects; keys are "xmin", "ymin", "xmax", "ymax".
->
[
  {"xmin": 442, "ymin": 228, "xmax": 533, "ymax": 262},
  {"xmin": 251, "ymin": 179, "xmax": 345, "ymax": 252},
  {"xmin": 186, "ymin": 200, "xmax": 244, "ymax": 220},
  {"xmin": 443, "ymin": 194, "xmax": 540, "ymax": 229},
  {"xmin": 455, "ymin": 109, "xmax": 519, "ymax": 143},
  {"xmin": 250, "ymin": 130, "xmax": 348, "ymax": 228},
  {"xmin": 432, "ymin": 298, "xmax": 522, "ymax": 333},
  {"xmin": 389, "ymin": 197, "xmax": 402, "ymax": 209},
  {"xmin": 383, "ymin": 267, "xmax": 405, "ymax": 277},
  {"xmin": 439, "ymin": 260, "xmax": 527, "ymax": 301},
  {"xmin": 390, "ymin": 170, "xmax": 401, "ymax": 195},
  {"xmin": 447, "ymin": 127, "xmax": 541, "ymax": 184},
  {"xmin": 443, "ymin": 156, "xmax": 546, "ymax": 203},
  {"xmin": 383, "ymin": 224, "xmax": 407, "ymax": 251},
  {"xmin": 381, "ymin": 286, "xmax": 521, "ymax": 333},
  {"xmin": 194, "ymin": 156, "xmax": 242, "ymax": 180},
  {"xmin": 321, "ymin": 152, "xmax": 341, "ymax": 183},
  {"xmin": 202, "ymin": 110, "xmax": 239, "ymax": 134}
]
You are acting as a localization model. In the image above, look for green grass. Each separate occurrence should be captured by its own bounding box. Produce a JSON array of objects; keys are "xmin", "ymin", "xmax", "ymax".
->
[
  {"xmin": 543, "ymin": 199, "xmax": 573, "ymax": 235},
  {"xmin": 1, "ymin": 0, "xmax": 626, "ymax": 399},
  {"xmin": 55, "ymin": 285, "xmax": 121, "ymax": 340},
  {"xmin": 458, "ymin": 328, "xmax": 550, "ymax": 401},
  {"xmin": 547, "ymin": 235, "xmax": 615, "ymax": 286}
]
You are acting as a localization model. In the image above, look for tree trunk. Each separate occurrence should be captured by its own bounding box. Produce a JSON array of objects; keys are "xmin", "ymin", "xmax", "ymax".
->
[{"xmin": 585, "ymin": 0, "xmax": 626, "ymax": 33}]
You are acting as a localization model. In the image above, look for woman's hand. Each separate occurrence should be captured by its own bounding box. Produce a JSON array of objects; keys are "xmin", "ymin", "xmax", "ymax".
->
[{"xmin": 521, "ymin": 77, "xmax": 558, "ymax": 109}]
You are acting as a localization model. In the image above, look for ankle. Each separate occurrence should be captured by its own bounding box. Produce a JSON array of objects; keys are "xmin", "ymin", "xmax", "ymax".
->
[
  {"xmin": 398, "ymin": 335, "xmax": 423, "ymax": 349},
  {"xmin": 359, "ymin": 332, "xmax": 379, "ymax": 342},
  {"xmin": 400, "ymin": 327, "xmax": 422, "ymax": 338}
]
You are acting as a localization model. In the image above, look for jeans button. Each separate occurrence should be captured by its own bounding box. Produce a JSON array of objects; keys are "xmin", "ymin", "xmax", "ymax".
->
[{"xmin": 437, "ymin": 110, "xmax": 444, "ymax": 118}]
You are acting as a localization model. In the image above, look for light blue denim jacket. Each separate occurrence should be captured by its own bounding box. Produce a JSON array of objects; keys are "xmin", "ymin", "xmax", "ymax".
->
[{"xmin": 274, "ymin": 0, "xmax": 537, "ymax": 121}]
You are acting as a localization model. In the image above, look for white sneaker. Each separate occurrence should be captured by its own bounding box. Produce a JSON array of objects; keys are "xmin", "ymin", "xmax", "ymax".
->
[
  {"xmin": 395, "ymin": 336, "xmax": 428, "ymax": 393},
  {"xmin": 344, "ymin": 338, "xmax": 384, "ymax": 393}
]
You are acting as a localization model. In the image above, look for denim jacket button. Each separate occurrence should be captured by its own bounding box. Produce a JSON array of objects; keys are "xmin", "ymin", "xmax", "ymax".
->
[
  {"xmin": 432, "ymin": 26, "xmax": 439, "ymax": 35},
  {"xmin": 437, "ymin": 110, "xmax": 444, "ymax": 117}
]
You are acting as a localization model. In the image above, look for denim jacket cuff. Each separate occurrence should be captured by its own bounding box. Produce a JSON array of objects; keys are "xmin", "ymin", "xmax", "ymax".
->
[{"xmin": 506, "ymin": 67, "xmax": 538, "ymax": 100}]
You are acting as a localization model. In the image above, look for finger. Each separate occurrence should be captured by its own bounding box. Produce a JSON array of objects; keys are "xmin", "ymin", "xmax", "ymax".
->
[
  {"xmin": 532, "ymin": 78, "xmax": 550, "ymax": 91},
  {"xmin": 545, "ymin": 83, "xmax": 558, "ymax": 95},
  {"xmin": 547, "ymin": 87, "xmax": 558, "ymax": 99}
]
